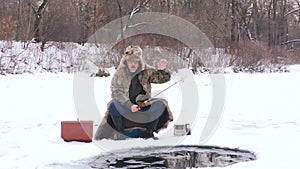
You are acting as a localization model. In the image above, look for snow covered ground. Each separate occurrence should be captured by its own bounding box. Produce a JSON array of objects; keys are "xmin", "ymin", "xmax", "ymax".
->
[{"xmin": 1, "ymin": 66, "xmax": 300, "ymax": 169}]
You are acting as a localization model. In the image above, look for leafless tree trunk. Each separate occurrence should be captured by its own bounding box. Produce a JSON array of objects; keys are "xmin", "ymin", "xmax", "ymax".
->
[
  {"xmin": 27, "ymin": 0, "xmax": 48, "ymax": 43},
  {"xmin": 231, "ymin": 0, "xmax": 237, "ymax": 48}
]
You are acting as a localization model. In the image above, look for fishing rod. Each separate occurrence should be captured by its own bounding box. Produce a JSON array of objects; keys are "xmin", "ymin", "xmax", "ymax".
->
[{"xmin": 137, "ymin": 77, "xmax": 185, "ymax": 108}]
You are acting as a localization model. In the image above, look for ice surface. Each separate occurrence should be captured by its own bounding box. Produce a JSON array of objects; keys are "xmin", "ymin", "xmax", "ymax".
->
[{"xmin": 1, "ymin": 66, "xmax": 300, "ymax": 169}]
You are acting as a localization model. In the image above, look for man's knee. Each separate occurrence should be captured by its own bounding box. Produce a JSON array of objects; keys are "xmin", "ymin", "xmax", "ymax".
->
[
  {"xmin": 145, "ymin": 101, "xmax": 165, "ymax": 121},
  {"xmin": 109, "ymin": 101, "xmax": 122, "ymax": 116},
  {"xmin": 151, "ymin": 101, "xmax": 165, "ymax": 114}
]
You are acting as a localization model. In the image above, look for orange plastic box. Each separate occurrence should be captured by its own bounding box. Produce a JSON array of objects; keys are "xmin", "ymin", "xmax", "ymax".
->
[{"xmin": 61, "ymin": 121, "xmax": 93, "ymax": 142}]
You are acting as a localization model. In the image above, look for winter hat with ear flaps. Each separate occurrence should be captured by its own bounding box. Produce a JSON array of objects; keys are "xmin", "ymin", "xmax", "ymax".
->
[{"xmin": 124, "ymin": 45, "xmax": 143, "ymax": 62}]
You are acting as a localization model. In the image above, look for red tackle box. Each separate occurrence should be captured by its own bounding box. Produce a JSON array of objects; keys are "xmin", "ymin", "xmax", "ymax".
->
[{"xmin": 61, "ymin": 121, "xmax": 93, "ymax": 143}]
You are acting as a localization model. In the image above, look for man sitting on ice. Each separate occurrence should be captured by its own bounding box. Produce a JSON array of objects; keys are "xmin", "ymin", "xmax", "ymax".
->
[{"xmin": 95, "ymin": 45, "xmax": 173, "ymax": 140}]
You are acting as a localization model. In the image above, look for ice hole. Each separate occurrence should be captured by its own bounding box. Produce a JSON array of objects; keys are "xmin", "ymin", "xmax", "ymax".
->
[{"xmin": 89, "ymin": 145, "xmax": 256, "ymax": 168}]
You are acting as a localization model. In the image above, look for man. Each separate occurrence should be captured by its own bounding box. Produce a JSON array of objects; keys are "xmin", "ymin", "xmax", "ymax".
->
[{"xmin": 95, "ymin": 45, "xmax": 173, "ymax": 140}]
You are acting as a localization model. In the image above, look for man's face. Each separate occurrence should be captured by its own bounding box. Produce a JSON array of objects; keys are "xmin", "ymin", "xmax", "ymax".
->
[{"xmin": 127, "ymin": 60, "xmax": 140, "ymax": 73}]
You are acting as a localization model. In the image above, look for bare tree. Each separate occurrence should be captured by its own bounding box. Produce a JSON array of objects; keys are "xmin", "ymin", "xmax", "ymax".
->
[
  {"xmin": 114, "ymin": 0, "xmax": 151, "ymax": 49},
  {"xmin": 72, "ymin": 0, "xmax": 106, "ymax": 45},
  {"xmin": 26, "ymin": 0, "xmax": 48, "ymax": 42}
]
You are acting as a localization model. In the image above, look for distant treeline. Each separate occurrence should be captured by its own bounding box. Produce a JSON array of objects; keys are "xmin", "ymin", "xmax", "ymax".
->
[{"xmin": 0, "ymin": 0, "xmax": 300, "ymax": 65}]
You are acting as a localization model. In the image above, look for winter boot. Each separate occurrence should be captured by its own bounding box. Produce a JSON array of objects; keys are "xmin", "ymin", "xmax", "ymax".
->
[
  {"xmin": 113, "ymin": 132, "xmax": 127, "ymax": 140},
  {"xmin": 144, "ymin": 118, "xmax": 159, "ymax": 139}
]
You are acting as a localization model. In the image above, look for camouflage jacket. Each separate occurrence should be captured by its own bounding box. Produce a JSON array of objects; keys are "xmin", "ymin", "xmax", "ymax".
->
[{"xmin": 111, "ymin": 57, "xmax": 171, "ymax": 109}]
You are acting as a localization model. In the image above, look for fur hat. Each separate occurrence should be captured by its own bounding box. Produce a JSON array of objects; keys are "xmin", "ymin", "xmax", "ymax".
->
[{"xmin": 123, "ymin": 45, "xmax": 143, "ymax": 62}]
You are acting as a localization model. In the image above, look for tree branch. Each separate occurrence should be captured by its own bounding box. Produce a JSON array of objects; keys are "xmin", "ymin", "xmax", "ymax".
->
[
  {"xmin": 280, "ymin": 39, "xmax": 300, "ymax": 45},
  {"xmin": 284, "ymin": 7, "xmax": 300, "ymax": 17},
  {"xmin": 129, "ymin": 0, "xmax": 151, "ymax": 19},
  {"xmin": 117, "ymin": 0, "xmax": 151, "ymax": 42},
  {"xmin": 37, "ymin": 0, "xmax": 48, "ymax": 14}
]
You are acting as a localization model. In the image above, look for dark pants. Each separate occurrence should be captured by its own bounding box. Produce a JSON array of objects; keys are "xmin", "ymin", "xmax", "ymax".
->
[{"xmin": 109, "ymin": 100, "xmax": 165, "ymax": 134}]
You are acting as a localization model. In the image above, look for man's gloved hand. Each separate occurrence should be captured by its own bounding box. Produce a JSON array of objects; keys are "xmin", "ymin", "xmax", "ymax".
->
[{"xmin": 131, "ymin": 104, "xmax": 140, "ymax": 112}]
